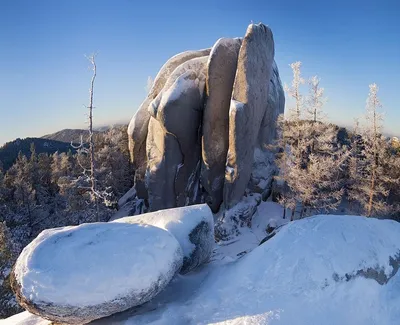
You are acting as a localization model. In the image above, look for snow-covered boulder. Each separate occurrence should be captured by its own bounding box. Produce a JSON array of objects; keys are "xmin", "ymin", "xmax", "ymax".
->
[
  {"xmin": 11, "ymin": 223, "xmax": 183, "ymax": 324},
  {"xmin": 224, "ymin": 23, "xmax": 275, "ymax": 209},
  {"xmin": 114, "ymin": 204, "xmax": 214, "ymax": 274}
]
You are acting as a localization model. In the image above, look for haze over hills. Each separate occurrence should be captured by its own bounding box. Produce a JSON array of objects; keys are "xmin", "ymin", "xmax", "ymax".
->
[
  {"xmin": 0, "ymin": 125, "xmax": 127, "ymax": 171},
  {"xmin": 41, "ymin": 129, "xmax": 98, "ymax": 144}
]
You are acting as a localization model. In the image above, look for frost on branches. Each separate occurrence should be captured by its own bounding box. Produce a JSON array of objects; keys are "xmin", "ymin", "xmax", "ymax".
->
[
  {"xmin": 348, "ymin": 84, "xmax": 400, "ymax": 217},
  {"xmin": 275, "ymin": 62, "xmax": 348, "ymax": 219}
]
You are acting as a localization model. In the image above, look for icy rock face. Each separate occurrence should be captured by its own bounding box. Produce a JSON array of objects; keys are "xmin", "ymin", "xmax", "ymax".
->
[
  {"xmin": 224, "ymin": 23, "xmax": 275, "ymax": 209},
  {"xmin": 114, "ymin": 204, "xmax": 214, "ymax": 274},
  {"xmin": 127, "ymin": 23, "xmax": 283, "ymax": 224},
  {"xmin": 11, "ymin": 223, "xmax": 183, "ymax": 324},
  {"xmin": 202, "ymin": 38, "xmax": 242, "ymax": 213}
]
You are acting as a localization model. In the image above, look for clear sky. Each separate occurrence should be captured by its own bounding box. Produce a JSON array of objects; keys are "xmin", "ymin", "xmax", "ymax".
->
[{"xmin": 0, "ymin": 0, "xmax": 399, "ymax": 146}]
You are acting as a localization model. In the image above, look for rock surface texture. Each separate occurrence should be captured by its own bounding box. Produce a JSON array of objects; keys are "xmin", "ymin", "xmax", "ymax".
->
[
  {"xmin": 223, "ymin": 24, "xmax": 275, "ymax": 208},
  {"xmin": 126, "ymin": 22, "xmax": 284, "ymax": 223},
  {"xmin": 114, "ymin": 204, "xmax": 214, "ymax": 274},
  {"xmin": 128, "ymin": 48, "xmax": 210, "ymax": 200},
  {"xmin": 202, "ymin": 38, "xmax": 242, "ymax": 213},
  {"xmin": 11, "ymin": 223, "xmax": 183, "ymax": 324}
]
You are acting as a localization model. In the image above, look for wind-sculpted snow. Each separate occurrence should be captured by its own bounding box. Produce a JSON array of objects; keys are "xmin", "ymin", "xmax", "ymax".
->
[
  {"xmin": 10, "ymin": 223, "xmax": 183, "ymax": 324},
  {"xmin": 114, "ymin": 204, "xmax": 214, "ymax": 274},
  {"xmin": 7, "ymin": 214, "xmax": 400, "ymax": 325}
]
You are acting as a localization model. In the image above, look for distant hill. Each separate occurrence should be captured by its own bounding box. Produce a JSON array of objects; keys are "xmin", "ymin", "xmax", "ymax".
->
[
  {"xmin": 41, "ymin": 124, "xmax": 127, "ymax": 143},
  {"xmin": 0, "ymin": 125, "xmax": 128, "ymax": 172},
  {"xmin": 0, "ymin": 138, "xmax": 78, "ymax": 171},
  {"xmin": 41, "ymin": 129, "xmax": 96, "ymax": 144}
]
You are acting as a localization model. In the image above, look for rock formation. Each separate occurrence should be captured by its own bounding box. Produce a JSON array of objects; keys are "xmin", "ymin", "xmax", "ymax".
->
[
  {"xmin": 11, "ymin": 223, "xmax": 183, "ymax": 324},
  {"xmin": 128, "ymin": 49, "xmax": 210, "ymax": 200},
  {"xmin": 202, "ymin": 38, "xmax": 242, "ymax": 213},
  {"xmin": 126, "ymin": 22, "xmax": 284, "ymax": 224}
]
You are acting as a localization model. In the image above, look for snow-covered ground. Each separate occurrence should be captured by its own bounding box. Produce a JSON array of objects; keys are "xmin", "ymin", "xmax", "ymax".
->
[{"xmin": 3, "ymin": 202, "xmax": 400, "ymax": 325}]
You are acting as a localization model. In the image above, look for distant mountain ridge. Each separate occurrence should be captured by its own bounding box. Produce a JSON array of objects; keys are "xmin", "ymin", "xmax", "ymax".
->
[
  {"xmin": 0, "ymin": 138, "xmax": 78, "ymax": 171},
  {"xmin": 41, "ymin": 129, "xmax": 97, "ymax": 144},
  {"xmin": 0, "ymin": 125, "xmax": 128, "ymax": 171}
]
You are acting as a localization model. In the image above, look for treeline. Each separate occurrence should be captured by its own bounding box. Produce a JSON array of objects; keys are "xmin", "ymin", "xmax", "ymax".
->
[
  {"xmin": 0, "ymin": 126, "xmax": 134, "ymax": 317},
  {"xmin": 275, "ymin": 62, "xmax": 400, "ymax": 220}
]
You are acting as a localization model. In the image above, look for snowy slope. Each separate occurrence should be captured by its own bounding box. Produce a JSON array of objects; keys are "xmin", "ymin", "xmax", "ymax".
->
[{"xmin": 4, "ymin": 206, "xmax": 400, "ymax": 325}]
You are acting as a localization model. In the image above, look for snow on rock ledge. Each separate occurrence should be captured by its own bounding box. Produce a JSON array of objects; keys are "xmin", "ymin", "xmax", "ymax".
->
[
  {"xmin": 10, "ymin": 223, "xmax": 183, "ymax": 324},
  {"xmin": 114, "ymin": 204, "xmax": 214, "ymax": 274}
]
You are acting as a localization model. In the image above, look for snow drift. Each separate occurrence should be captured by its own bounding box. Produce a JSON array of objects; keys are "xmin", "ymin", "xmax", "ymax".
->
[{"xmin": 5, "ymin": 213, "xmax": 400, "ymax": 325}]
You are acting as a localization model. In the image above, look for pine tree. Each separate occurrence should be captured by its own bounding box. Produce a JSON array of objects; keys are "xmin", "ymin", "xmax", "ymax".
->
[
  {"xmin": 0, "ymin": 222, "xmax": 22, "ymax": 318},
  {"xmin": 276, "ymin": 64, "xmax": 347, "ymax": 219},
  {"xmin": 347, "ymin": 84, "xmax": 398, "ymax": 217},
  {"xmin": 6, "ymin": 152, "xmax": 36, "ymax": 230}
]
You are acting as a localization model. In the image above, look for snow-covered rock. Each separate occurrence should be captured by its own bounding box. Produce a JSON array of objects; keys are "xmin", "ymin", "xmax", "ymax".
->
[
  {"xmin": 11, "ymin": 223, "xmax": 183, "ymax": 324},
  {"xmin": 8, "ymin": 214, "xmax": 400, "ymax": 325},
  {"xmin": 114, "ymin": 204, "xmax": 214, "ymax": 274}
]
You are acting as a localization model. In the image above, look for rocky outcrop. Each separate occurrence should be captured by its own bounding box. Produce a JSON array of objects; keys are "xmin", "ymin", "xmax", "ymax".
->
[
  {"xmin": 146, "ymin": 117, "xmax": 183, "ymax": 211},
  {"xmin": 11, "ymin": 223, "xmax": 183, "ymax": 324},
  {"xmin": 202, "ymin": 38, "xmax": 242, "ymax": 213},
  {"xmin": 146, "ymin": 58, "xmax": 207, "ymax": 211},
  {"xmin": 223, "ymin": 24, "xmax": 275, "ymax": 209},
  {"xmin": 127, "ymin": 23, "xmax": 283, "ymax": 224},
  {"xmin": 128, "ymin": 49, "xmax": 210, "ymax": 200},
  {"xmin": 114, "ymin": 204, "xmax": 214, "ymax": 274}
]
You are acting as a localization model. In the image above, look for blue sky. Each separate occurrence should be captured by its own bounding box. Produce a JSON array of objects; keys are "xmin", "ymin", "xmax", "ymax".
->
[{"xmin": 0, "ymin": 0, "xmax": 399, "ymax": 145}]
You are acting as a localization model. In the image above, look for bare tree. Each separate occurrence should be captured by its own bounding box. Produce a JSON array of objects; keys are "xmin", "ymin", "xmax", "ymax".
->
[
  {"xmin": 73, "ymin": 54, "xmax": 104, "ymax": 221},
  {"xmin": 87, "ymin": 55, "xmax": 99, "ymax": 220}
]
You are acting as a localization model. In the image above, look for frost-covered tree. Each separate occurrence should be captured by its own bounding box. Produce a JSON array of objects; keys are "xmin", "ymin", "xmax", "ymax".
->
[
  {"xmin": 306, "ymin": 76, "xmax": 326, "ymax": 123},
  {"xmin": 347, "ymin": 84, "xmax": 399, "ymax": 217},
  {"xmin": 276, "ymin": 120, "xmax": 348, "ymax": 218},
  {"xmin": 284, "ymin": 61, "xmax": 305, "ymax": 119},
  {"xmin": 6, "ymin": 153, "xmax": 36, "ymax": 230},
  {"xmin": 276, "ymin": 64, "xmax": 347, "ymax": 219},
  {"xmin": 0, "ymin": 222, "xmax": 22, "ymax": 318}
]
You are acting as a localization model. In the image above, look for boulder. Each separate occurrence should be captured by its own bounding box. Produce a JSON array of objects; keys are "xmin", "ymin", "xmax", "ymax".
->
[
  {"xmin": 128, "ymin": 49, "xmax": 210, "ymax": 199},
  {"xmin": 11, "ymin": 223, "xmax": 183, "ymax": 324},
  {"xmin": 224, "ymin": 23, "xmax": 275, "ymax": 208},
  {"xmin": 147, "ymin": 58, "xmax": 208, "ymax": 209},
  {"xmin": 201, "ymin": 38, "xmax": 242, "ymax": 213},
  {"xmin": 146, "ymin": 116, "xmax": 183, "ymax": 211},
  {"xmin": 248, "ymin": 62, "xmax": 285, "ymax": 200},
  {"xmin": 114, "ymin": 204, "xmax": 214, "ymax": 274},
  {"xmin": 257, "ymin": 61, "xmax": 285, "ymax": 148}
]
